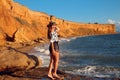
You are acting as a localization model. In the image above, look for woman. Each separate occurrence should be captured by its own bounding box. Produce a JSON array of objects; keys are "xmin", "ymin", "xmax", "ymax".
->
[{"xmin": 47, "ymin": 22, "xmax": 60, "ymax": 79}]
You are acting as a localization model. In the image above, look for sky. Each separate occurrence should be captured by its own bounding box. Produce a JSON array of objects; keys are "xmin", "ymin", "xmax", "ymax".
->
[{"xmin": 14, "ymin": 0, "xmax": 120, "ymax": 31}]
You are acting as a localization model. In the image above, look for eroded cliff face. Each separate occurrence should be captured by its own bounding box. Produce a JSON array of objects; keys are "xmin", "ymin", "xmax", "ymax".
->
[{"xmin": 0, "ymin": 0, "xmax": 116, "ymax": 46}]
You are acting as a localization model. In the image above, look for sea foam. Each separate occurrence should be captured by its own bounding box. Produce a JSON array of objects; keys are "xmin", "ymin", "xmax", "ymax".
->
[{"xmin": 66, "ymin": 66, "xmax": 120, "ymax": 78}]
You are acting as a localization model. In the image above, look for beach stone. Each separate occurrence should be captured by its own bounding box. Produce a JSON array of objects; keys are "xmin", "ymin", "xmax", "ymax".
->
[{"xmin": 0, "ymin": 47, "xmax": 42, "ymax": 73}]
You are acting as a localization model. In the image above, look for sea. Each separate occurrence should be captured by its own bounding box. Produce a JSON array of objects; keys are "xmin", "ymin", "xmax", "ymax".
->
[{"xmin": 29, "ymin": 33, "xmax": 120, "ymax": 78}]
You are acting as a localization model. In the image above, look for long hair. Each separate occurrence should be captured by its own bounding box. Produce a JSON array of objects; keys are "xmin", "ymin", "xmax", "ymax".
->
[{"xmin": 47, "ymin": 25, "xmax": 52, "ymax": 39}]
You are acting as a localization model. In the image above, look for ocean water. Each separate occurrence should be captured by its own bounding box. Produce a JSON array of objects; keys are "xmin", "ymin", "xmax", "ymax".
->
[{"xmin": 29, "ymin": 34, "xmax": 120, "ymax": 78}]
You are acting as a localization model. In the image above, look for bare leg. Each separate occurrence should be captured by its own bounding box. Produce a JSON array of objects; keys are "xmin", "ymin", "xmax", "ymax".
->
[
  {"xmin": 52, "ymin": 51, "xmax": 60, "ymax": 78},
  {"xmin": 48, "ymin": 54, "xmax": 55, "ymax": 79}
]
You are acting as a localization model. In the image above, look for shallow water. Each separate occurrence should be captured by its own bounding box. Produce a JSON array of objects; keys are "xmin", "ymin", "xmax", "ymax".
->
[{"xmin": 29, "ymin": 34, "xmax": 120, "ymax": 78}]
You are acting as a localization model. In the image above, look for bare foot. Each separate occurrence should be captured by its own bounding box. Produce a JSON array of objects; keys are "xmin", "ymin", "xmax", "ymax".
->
[
  {"xmin": 52, "ymin": 73, "xmax": 60, "ymax": 79},
  {"xmin": 48, "ymin": 74, "xmax": 55, "ymax": 80}
]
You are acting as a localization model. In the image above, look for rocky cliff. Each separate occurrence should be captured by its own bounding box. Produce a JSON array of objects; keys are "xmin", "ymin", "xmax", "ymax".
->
[{"xmin": 0, "ymin": 0, "xmax": 116, "ymax": 46}]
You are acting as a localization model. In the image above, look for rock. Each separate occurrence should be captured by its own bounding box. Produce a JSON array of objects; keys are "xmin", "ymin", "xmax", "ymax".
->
[
  {"xmin": 0, "ymin": 40, "xmax": 6, "ymax": 46},
  {"xmin": 0, "ymin": 0, "xmax": 13, "ymax": 10},
  {"xmin": 0, "ymin": 47, "xmax": 42, "ymax": 73},
  {"xmin": 0, "ymin": 75, "xmax": 34, "ymax": 80},
  {"xmin": 0, "ymin": 30, "xmax": 6, "ymax": 46},
  {"xmin": 0, "ymin": 30, "xmax": 6, "ymax": 40},
  {"xmin": 0, "ymin": 5, "xmax": 20, "ymax": 39},
  {"xmin": 14, "ymin": 26, "xmax": 40, "ymax": 42},
  {"xmin": 0, "ymin": 67, "xmax": 119, "ymax": 80}
]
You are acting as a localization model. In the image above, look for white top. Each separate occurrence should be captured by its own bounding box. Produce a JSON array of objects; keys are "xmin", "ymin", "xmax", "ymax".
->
[{"xmin": 50, "ymin": 31, "xmax": 59, "ymax": 43}]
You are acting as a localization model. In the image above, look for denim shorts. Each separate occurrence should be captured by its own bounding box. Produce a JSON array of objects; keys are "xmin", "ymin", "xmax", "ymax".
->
[{"xmin": 49, "ymin": 41, "xmax": 59, "ymax": 53}]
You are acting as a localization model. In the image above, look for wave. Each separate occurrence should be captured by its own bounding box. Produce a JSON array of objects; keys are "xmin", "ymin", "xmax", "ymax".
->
[
  {"xmin": 59, "ymin": 37, "xmax": 78, "ymax": 43},
  {"xmin": 66, "ymin": 66, "xmax": 120, "ymax": 78},
  {"xmin": 34, "ymin": 47, "xmax": 45, "ymax": 52},
  {"xmin": 29, "ymin": 44, "xmax": 50, "ymax": 67}
]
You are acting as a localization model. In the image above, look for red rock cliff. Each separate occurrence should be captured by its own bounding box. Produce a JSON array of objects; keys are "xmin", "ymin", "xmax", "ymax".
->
[{"xmin": 0, "ymin": 0, "xmax": 116, "ymax": 45}]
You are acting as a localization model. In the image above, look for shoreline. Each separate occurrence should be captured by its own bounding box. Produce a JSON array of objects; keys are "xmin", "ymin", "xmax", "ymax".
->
[{"xmin": 0, "ymin": 34, "xmax": 120, "ymax": 80}]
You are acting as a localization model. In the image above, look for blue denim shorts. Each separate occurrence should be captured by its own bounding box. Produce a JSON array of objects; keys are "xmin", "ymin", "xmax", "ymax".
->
[{"xmin": 49, "ymin": 41, "xmax": 59, "ymax": 53}]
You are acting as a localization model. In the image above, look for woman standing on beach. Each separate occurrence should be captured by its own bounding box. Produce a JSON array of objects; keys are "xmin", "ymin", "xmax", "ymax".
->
[{"xmin": 47, "ymin": 22, "xmax": 60, "ymax": 79}]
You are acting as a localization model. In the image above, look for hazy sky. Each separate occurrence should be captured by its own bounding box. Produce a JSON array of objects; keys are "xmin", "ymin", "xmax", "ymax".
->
[{"xmin": 14, "ymin": 0, "xmax": 120, "ymax": 25}]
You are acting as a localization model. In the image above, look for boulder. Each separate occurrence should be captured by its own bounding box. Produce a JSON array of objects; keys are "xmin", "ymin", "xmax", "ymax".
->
[{"xmin": 0, "ymin": 47, "xmax": 42, "ymax": 73}]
